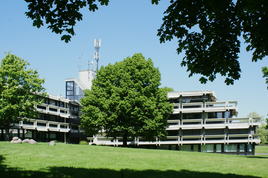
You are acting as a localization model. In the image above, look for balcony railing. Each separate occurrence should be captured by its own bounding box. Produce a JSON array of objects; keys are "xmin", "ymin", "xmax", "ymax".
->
[
  {"xmin": 37, "ymin": 104, "xmax": 70, "ymax": 118},
  {"xmin": 166, "ymin": 117, "xmax": 261, "ymax": 130},
  {"xmin": 172, "ymin": 101, "xmax": 238, "ymax": 113},
  {"xmin": 19, "ymin": 119, "xmax": 70, "ymax": 133},
  {"xmin": 87, "ymin": 133, "xmax": 260, "ymax": 146}
]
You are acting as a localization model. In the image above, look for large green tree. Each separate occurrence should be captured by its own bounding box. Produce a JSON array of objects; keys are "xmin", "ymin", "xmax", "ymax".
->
[
  {"xmin": 24, "ymin": 0, "xmax": 268, "ymax": 85},
  {"xmin": 0, "ymin": 53, "xmax": 46, "ymax": 140},
  {"xmin": 80, "ymin": 53, "xmax": 173, "ymax": 146}
]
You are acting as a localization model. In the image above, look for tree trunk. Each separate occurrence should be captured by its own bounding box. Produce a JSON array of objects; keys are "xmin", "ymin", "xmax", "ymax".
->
[
  {"xmin": 122, "ymin": 132, "xmax": 128, "ymax": 147},
  {"xmin": 4, "ymin": 128, "xmax": 10, "ymax": 141}
]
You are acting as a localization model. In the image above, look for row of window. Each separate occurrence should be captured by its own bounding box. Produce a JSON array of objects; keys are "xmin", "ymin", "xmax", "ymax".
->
[
  {"xmin": 39, "ymin": 114, "xmax": 65, "ymax": 122},
  {"xmin": 169, "ymin": 111, "xmax": 232, "ymax": 120},
  {"xmin": 169, "ymin": 95, "xmax": 211, "ymax": 104}
]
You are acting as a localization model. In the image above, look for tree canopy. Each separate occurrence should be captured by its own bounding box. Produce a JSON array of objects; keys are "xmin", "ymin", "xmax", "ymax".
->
[
  {"xmin": 24, "ymin": 0, "xmax": 159, "ymax": 42},
  {"xmin": 24, "ymin": 0, "xmax": 268, "ymax": 85},
  {"xmin": 158, "ymin": 0, "xmax": 268, "ymax": 85},
  {"xmin": 80, "ymin": 53, "xmax": 173, "ymax": 146},
  {"xmin": 0, "ymin": 53, "xmax": 46, "ymax": 139}
]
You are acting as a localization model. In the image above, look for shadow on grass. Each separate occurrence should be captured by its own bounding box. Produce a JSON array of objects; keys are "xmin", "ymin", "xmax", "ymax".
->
[
  {"xmin": 246, "ymin": 155, "xmax": 268, "ymax": 159},
  {"xmin": 0, "ymin": 155, "xmax": 259, "ymax": 178}
]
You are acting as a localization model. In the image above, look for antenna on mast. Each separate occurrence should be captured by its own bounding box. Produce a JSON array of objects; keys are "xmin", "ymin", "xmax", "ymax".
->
[
  {"xmin": 78, "ymin": 46, "xmax": 83, "ymax": 70},
  {"xmin": 93, "ymin": 39, "xmax": 101, "ymax": 72}
]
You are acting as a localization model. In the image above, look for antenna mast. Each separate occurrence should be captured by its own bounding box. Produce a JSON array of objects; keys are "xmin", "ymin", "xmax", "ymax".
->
[
  {"xmin": 94, "ymin": 39, "xmax": 101, "ymax": 72},
  {"xmin": 78, "ymin": 46, "xmax": 83, "ymax": 70}
]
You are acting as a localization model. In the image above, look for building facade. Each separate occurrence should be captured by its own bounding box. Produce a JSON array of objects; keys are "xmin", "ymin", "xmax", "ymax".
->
[
  {"xmin": 0, "ymin": 94, "xmax": 85, "ymax": 144},
  {"xmin": 65, "ymin": 69, "xmax": 95, "ymax": 101},
  {"xmin": 0, "ymin": 90, "xmax": 261, "ymax": 155},
  {"xmin": 88, "ymin": 90, "xmax": 261, "ymax": 155}
]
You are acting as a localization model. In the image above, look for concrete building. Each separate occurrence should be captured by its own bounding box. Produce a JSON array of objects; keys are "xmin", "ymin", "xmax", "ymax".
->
[
  {"xmin": 0, "ymin": 94, "xmax": 84, "ymax": 143},
  {"xmin": 88, "ymin": 90, "xmax": 261, "ymax": 155}
]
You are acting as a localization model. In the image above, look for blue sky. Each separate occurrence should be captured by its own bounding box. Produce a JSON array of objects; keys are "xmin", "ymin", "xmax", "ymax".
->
[{"xmin": 0, "ymin": 0, "xmax": 267, "ymax": 119}]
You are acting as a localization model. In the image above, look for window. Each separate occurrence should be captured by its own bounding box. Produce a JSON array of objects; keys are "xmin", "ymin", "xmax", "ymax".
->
[
  {"xmin": 66, "ymin": 81, "xmax": 74, "ymax": 96},
  {"xmin": 247, "ymin": 144, "xmax": 252, "ymax": 152},
  {"xmin": 67, "ymin": 82, "xmax": 74, "ymax": 90},
  {"xmin": 224, "ymin": 144, "xmax": 237, "ymax": 152},
  {"xmin": 216, "ymin": 144, "xmax": 221, "ymax": 152},
  {"xmin": 180, "ymin": 145, "xmax": 191, "ymax": 151},
  {"xmin": 208, "ymin": 112, "xmax": 217, "ymax": 118},
  {"xmin": 201, "ymin": 145, "xmax": 214, "ymax": 152},
  {"xmin": 67, "ymin": 91, "xmax": 73, "ymax": 96},
  {"xmin": 75, "ymin": 84, "xmax": 79, "ymax": 95},
  {"xmin": 239, "ymin": 144, "xmax": 245, "ymax": 152}
]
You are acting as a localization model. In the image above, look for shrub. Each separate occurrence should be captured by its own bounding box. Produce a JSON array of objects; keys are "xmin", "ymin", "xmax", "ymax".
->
[{"xmin": 79, "ymin": 141, "xmax": 88, "ymax": 145}]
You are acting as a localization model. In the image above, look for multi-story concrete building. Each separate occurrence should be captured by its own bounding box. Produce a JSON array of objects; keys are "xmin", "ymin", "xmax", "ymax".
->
[
  {"xmin": 0, "ymin": 94, "xmax": 84, "ymax": 144},
  {"xmin": 88, "ymin": 90, "xmax": 261, "ymax": 155},
  {"xmin": 0, "ymin": 89, "xmax": 261, "ymax": 155},
  {"xmin": 0, "ymin": 69, "xmax": 94, "ymax": 143}
]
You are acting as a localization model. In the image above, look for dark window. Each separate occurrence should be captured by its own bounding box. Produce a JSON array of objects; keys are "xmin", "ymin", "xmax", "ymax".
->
[
  {"xmin": 208, "ymin": 112, "xmax": 217, "ymax": 118},
  {"xmin": 167, "ymin": 130, "xmax": 179, "ymax": 136},
  {"xmin": 183, "ymin": 130, "xmax": 201, "ymax": 135},
  {"xmin": 49, "ymin": 108, "xmax": 57, "ymax": 112},
  {"xmin": 45, "ymin": 99, "xmax": 50, "ymax": 104},
  {"xmin": 205, "ymin": 129, "xmax": 224, "ymax": 135},
  {"xmin": 67, "ymin": 82, "xmax": 74, "ymax": 90},
  {"xmin": 66, "ymin": 81, "xmax": 74, "ymax": 97},
  {"xmin": 37, "ymin": 105, "xmax": 46, "ymax": 110}
]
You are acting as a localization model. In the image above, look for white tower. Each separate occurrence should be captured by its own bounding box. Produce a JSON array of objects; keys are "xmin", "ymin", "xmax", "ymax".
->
[{"xmin": 94, "ymin": 39, "xmax": 101, "ymax": 72}]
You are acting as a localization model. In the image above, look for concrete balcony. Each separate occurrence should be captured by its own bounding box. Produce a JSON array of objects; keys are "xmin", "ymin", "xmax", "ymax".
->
[
  {"xmin": 172, "ymin": 101, "xmax": 238, "ymax": 114},
  {"xmin": 181, "ymin": 103, "xmax": 203, "ymax": 113},
  {"xmin": 87, "ymin": 132, "xmax": 261, "ymax": 146},
  {"xmin": 37, "ymin": 107, "xmax": 70, "ymax": 118},
  {"xmin": 203, "ymin": 134, "xmax": 226, "ymax": 144},
  {"xmin": 166, "ymin": 117, "xmax": 260, "ymax": 130},
  {"xmin": 181, "ymin": 135, "xmax": 203, "ymax": 145},
  {"xmin": 167, "ymin": 120, "xmax": 180, "ymax": 130},
  {"xmin": 204, "ymin": 118, "xmax": 226, "ymax": 129},
  {"xmin": 228, "ymin": 117, "xmax": 261, "ymax": 129},
  {"xmin": 19, "ymin": 119, "xmax": 70, "ymax": 133},
  {"xmin": 181, "ymin": 119, "xmax": 203, "ymax": 129}
]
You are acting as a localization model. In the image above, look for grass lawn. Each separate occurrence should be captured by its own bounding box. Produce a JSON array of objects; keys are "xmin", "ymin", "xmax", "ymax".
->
[
  {"xmin": 256, "ymin": 145, "xmax": 268, "ymax": 153},
  {"xmin": 0, "ymin": 142, "xmax": 267, "ymax": 178}
]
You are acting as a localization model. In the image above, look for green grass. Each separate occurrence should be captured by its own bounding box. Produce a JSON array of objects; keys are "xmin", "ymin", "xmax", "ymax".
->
[
  {"xmin": 256, "ymin": 145, "xmax": 268, "ymax": 153},
  {"xmin": 0, "ymin": 142, "xmax": 267, "ymax": 178}
]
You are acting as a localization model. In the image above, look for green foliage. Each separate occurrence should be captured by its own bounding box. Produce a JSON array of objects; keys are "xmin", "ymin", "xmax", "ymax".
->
[
  {"xmin": 81, "ymin": 53, "xmax": 173, "ymax": 146},
  {"xmin": 158, "ymin": 0, "xmax": 268, "ymax": 85},
  {"xmin": 257, "ymin": 126, "xmax": 268, "ymax": 145},
  {"xmin": 247, "ymin": 112, "xmax": 262, "ymax": 119},
  {"xmin": 24, "ymin": 0, "xmax": 160, "ymax": 42},
  {"xmin": 247, "ymin": 112, "xmax": 268, "ymax": 145},
  {"xmin": 24, "ymin": 1, "xmax": 268, "ymax": 85},
  {"xmin": 265, "ymin": 114, "xmax": 268, "ymax": 130},
  {"xmin": 161, "ymin": 87, "xmax": 174, "ymax": 93},
  {"xmin": 0, "ymin": 52, "xmax": 46, "ymax": 132},
  {"xmin": 79, "ymin": 140, "xmax": 88, "ymax": 145},
  {"xmin": 262, "ymin": 66, "xmax": 268, "ymax": 89}
]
